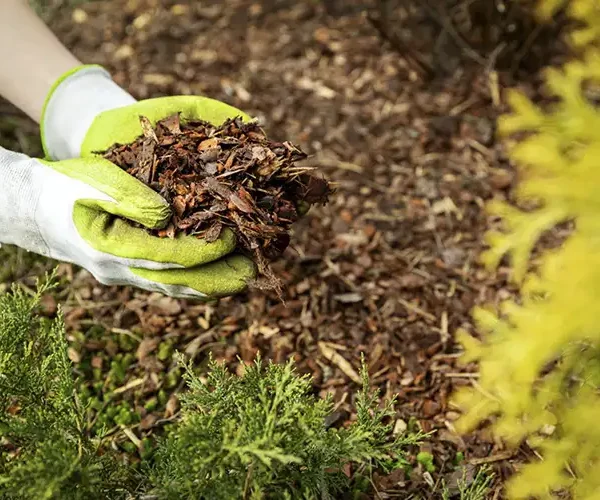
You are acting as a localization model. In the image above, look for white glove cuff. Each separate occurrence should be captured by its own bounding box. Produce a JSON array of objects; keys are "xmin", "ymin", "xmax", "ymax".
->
[
  {"xmin": 42, "ymin": 66, "xmax": 136, "ymax": 160},
  {"xmin": 0, "ymin": 146, "xmax": 48, "ymax": 254}
]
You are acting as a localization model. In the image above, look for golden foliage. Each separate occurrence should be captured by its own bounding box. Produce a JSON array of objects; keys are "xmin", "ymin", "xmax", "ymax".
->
[
  {"xmin": 454, "ymin": 2, "xmax": 600, "ymax": 498},
  {"xmin": 536, "ymin": 0, "xmax": 600, "ymax": 47}
]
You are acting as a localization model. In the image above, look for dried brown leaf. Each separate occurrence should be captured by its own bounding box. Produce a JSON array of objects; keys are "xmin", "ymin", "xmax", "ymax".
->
[
  {"xmin": 161, "ymin": 113, "xmax": 182, "ymax": 135},
  {"xmin": 229, "ymin": 187, "xmax": 255, "ymax": 214},
  {"xmin": 204, "ymin": 222, "xmax": 223, "ymax": 243},
  {"xmin": 204, "ymin": 177, "xmax": 233, "ymax": 199},
  {"xmin": 178, "ymin": 211, "xmax": 215, "ymax": 229}
]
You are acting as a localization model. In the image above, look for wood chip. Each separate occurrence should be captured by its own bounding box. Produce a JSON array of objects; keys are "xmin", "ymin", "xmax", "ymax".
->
[
  {"xmin": 136, "ymin": 337, "xmax": 160, "ymax": 362},
  {"xmin": 318, "ymin": 341, "xmax": 361, "ymax": 384},
  {"xmin": 139, "ymin": 116, "xmax": 158, "ymax": 142}
]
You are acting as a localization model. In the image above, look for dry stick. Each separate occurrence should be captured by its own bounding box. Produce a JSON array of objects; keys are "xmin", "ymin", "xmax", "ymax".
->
[
  {"xmin": 422, "ymin": 0, "xmax": 487, "ymax": 66},
  {"xmin": 367, "ymin": 0, "xmax": 434, "ymax": 78},
  {"xmin": 511, "ymin": 23, "xmax": 544, "ymax": 74},
  {"xmin": 469, "ymin": 451, "xmax": 516, "ymax": 465},
  {"xmin": 242, "ymin": 462, "xmax": 255, "ymax": 500}
]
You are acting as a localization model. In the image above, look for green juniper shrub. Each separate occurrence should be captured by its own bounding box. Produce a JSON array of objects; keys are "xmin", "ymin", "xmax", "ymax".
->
[
  {"xmin": 0, "ymin": 274, "xmax": 425, "ymax": 499},
  {"xmin": 149, "ymin": 354, "xmax": 425, "ymax": 500},
  {"xmin": 0, "ymin": 273, "xmax": 131, "ymax": 499},
  {"xmin": 442, "ymin": 465, "xmax": 495, "ymax": 500}
]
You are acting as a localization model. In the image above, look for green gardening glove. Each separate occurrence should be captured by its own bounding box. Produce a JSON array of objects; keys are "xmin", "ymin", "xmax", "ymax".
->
[{"xmin": 22, "ymin": 65, "xmax": 258, "ymax": 299}]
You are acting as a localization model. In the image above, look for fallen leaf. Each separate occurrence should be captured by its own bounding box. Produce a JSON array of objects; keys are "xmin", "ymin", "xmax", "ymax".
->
[
  {"xmin": 178, "ymin": 211, "xmax": 215, "ymax": 229},
  {"xmin": 161, "ymin": 113, "xmax": 182, "ymax": 135},
  {"xmin": 229, "ymin": 188, "xmax": 255, "ymax": 213},
  {"xmin": 136, "ymin": 139, "xmax": 155, "ymax": 183},
  {"xmin": 204, "ymin": 222, "xmax": 223, "ymax": 243}
]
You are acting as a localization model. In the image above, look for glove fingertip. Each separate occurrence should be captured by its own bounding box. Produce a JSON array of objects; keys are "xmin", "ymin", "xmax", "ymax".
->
[
  {"xmin": 133, "ymin": 200, "xmax": 172, "ymax": 230},
  {"xmin": 90, "ymin": 198, "xmax": 172, "ymax": 230},
  {"xmin": 130, "ymin": 254, "xmax": 257, "ymax": 298}
]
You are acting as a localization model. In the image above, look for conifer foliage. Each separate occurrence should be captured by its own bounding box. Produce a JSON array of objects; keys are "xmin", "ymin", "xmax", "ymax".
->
[
  {"xmin": 0, "ymin": 274, "xmax": 129, "ymax": 499},
  {"xmin": 0, "ymin": 274, "xmax": 420, "ymax": 499},
  {"xmin": 151, "ymin": 355, "xmax": 422, "ymax": 499}
]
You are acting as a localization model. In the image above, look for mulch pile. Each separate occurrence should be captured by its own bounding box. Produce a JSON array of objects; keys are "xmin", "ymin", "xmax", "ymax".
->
[
  {"xmin": 2, "ymin": 0, "xmax": 568, "ymax": 497},
  {"xmin": 102, "ymin": 114, "xmax": 332, "ymax": 290}
]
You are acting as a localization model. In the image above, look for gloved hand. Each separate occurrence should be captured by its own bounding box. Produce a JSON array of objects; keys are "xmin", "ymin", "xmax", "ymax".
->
[{"xmin": 0, "ymin": 65, "xmax": 256, "ymax": 299}]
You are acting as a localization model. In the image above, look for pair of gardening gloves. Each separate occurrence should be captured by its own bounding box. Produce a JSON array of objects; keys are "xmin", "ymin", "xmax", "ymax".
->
[{"xmin": 0, "ymin": 66, "xmax": 257, "ymax": 299}]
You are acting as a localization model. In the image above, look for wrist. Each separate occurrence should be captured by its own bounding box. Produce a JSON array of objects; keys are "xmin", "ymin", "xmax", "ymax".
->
[{"xmin": 41, "ymin": 65, "xmax": 136, "ymax": 160}]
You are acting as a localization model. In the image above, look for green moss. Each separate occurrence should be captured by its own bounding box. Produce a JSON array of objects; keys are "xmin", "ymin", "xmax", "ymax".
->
[
  {"xmin": 417, "ymin": 451, "xmax": 435, "ymax": 473},
  {"xmin": 157, "ymin": 341, "xmax": 173, "ymax": 361}
]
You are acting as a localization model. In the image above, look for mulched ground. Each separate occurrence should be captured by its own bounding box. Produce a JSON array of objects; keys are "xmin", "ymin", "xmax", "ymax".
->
[{"xmin": 0, "ymin": 0, "xmax": 569, "ymax": 497}]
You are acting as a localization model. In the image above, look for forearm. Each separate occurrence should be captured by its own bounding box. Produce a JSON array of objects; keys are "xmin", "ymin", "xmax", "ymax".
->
[{"xmin": 0, "ymin": 0, "xmax": 81, "ymax": 123}]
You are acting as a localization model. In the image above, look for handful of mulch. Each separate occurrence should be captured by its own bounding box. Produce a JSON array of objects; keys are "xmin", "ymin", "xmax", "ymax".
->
[{"xmin": 100, "ymin": 114, "xmax": 332, "ymax": 293}]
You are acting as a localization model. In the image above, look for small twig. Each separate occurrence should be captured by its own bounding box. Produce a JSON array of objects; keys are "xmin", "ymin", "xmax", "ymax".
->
[
  {"xmin": 318, "ymin": 341, "xmax": 362, "ymax": 384},
  {"xmin": 488, "ymin": 70, "xmax": 501, "ymax": 108},
  {"xmin": 111, "ymin": 327, "xmax": 143, "ymax": 344},
  {"xmin": 469, "ymin": 451, "xmax": 516, "ymax": 465},
  {"xmin": 242, "ymin": 462, "xmax": 254, "ymax": 499},
  {"xmin": 332, "ymin": 391, "xmax": 348, "ymax": 413},
  {"xmin": 449, "ymin": 96, "xmax": 480, "ymax": 116},
  {"xmin": 121, "ymin": 425, "xmax": 142, "ymax": 449},
  {"xmin": 511, "ymin": 23, "xmax": 544, "ymax": 74},
  {"xmin": 398, "ymin": 298, "xmax": 437, "ymax": 322},
  {"xmin": 423, "ymin": 1, "xmax": 487, "ymax": 66},
  {"xmin": 151, "ymin": 413, "xmax": 181, "ymax": 428},
  {"xmin": 445, "ymin": 372, "xmax": 479, "ymax": 379},
  {"xmin": 467, "ymin": 138, "xmax": 494, "ymax": 158},
  {"xmin": 432, "ymin": 352, "xmax": 464, "ymax": 360},
  {"xmin": 112, "ymin": 377, "xmax": 145, "ymax": 395},
  {"xmin": 367, "ymin": 1, "xmax": 434, "ymax": 78},
  {"xmin": 485, "ymin": 42, "xmax": 507, "ymax": 74},
  {"xmin": 304, "ymin": 154, "xmax": 364, "ymax": 173},
  {"xmin": 471, "ymin": 380, "xmax": 502, "ymax": 403}
]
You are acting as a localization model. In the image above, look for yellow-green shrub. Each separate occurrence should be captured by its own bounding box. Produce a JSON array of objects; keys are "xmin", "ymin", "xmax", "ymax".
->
[
  {"xmin": 536, "ymin": 0, "xmax": 600, "ymax": 47},
  {"xmin": 453, "ymin": 1, "xmax": 600, "ymax": 498}
]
